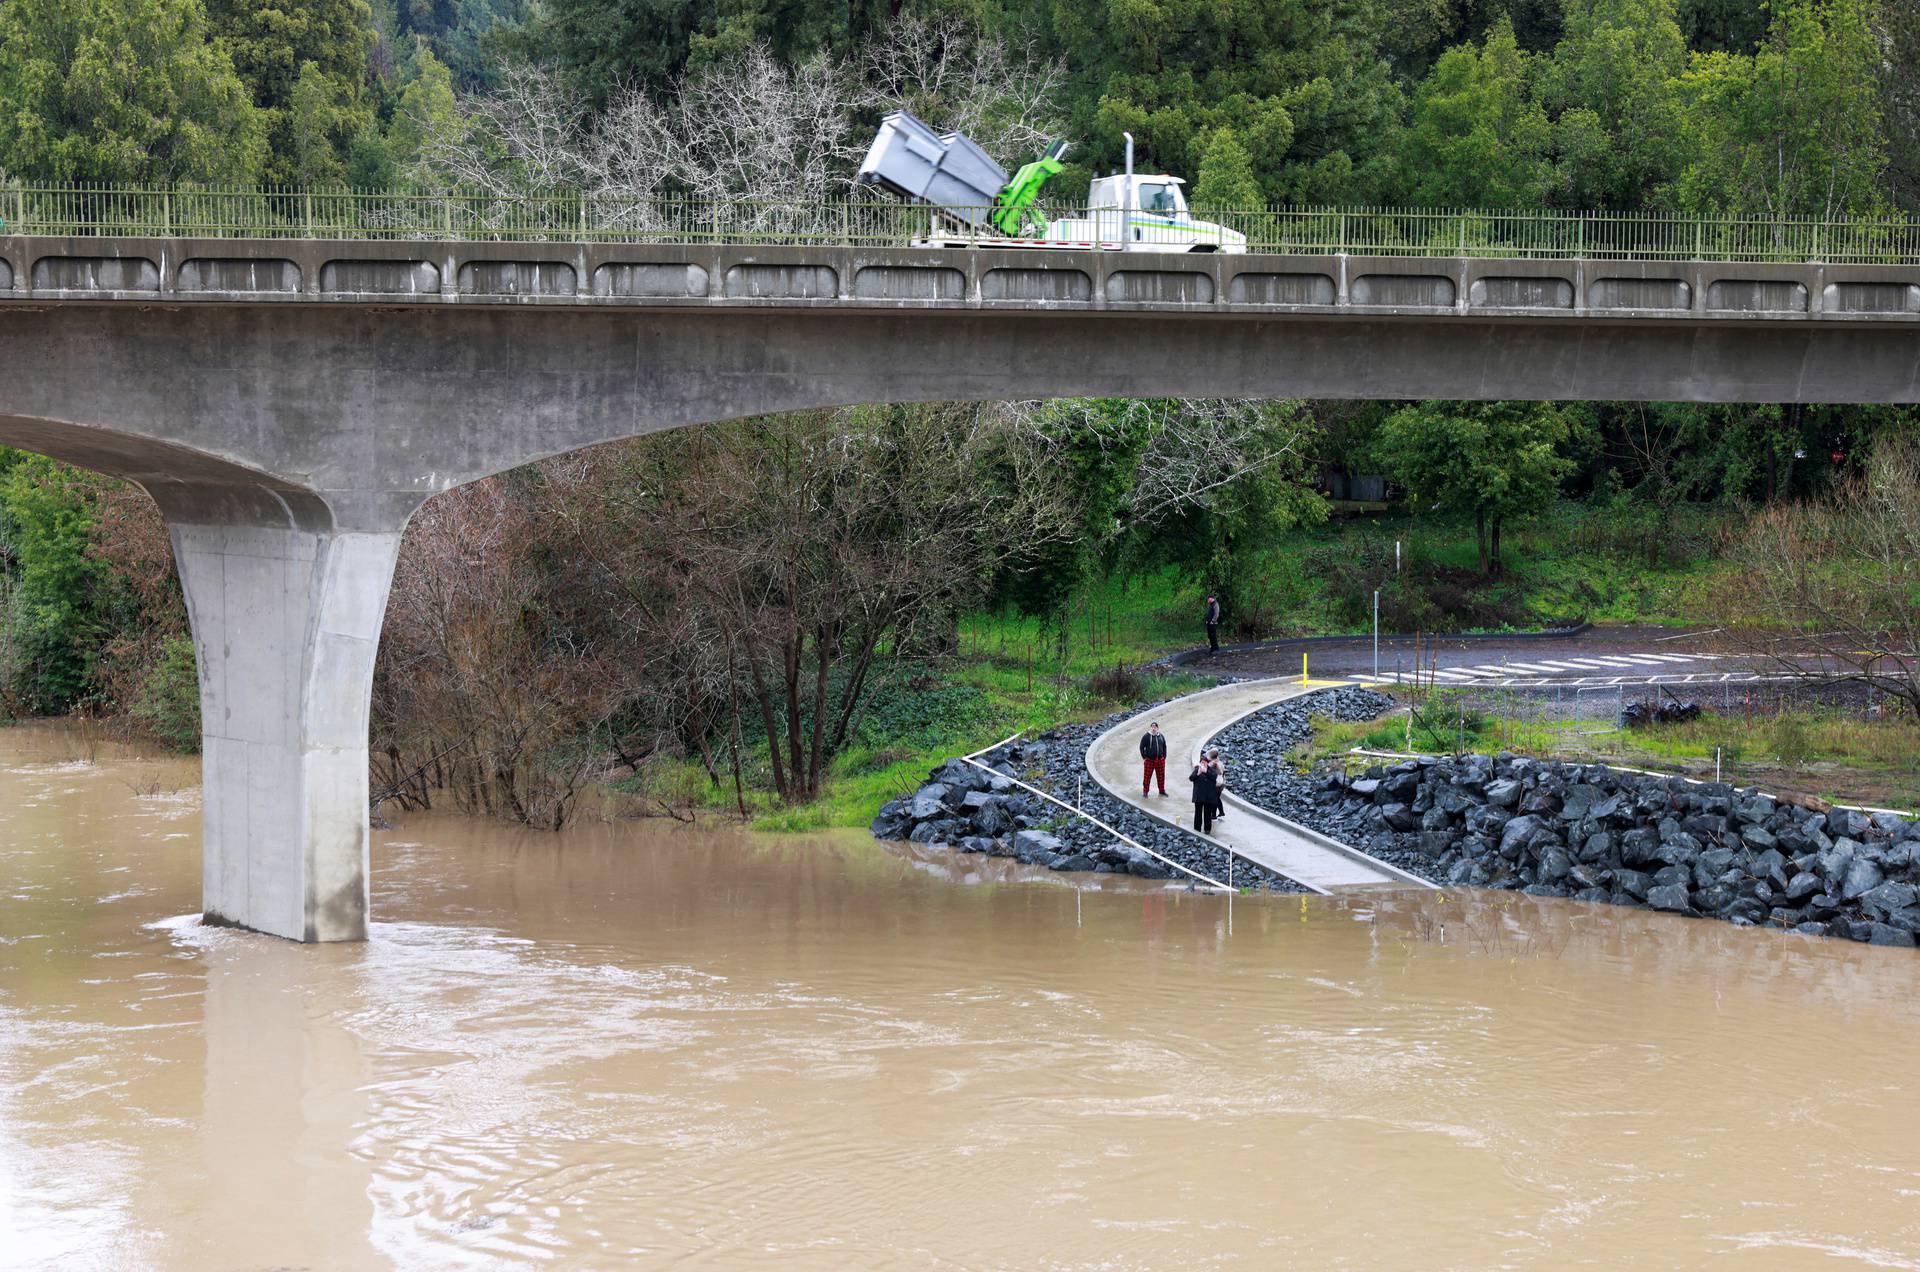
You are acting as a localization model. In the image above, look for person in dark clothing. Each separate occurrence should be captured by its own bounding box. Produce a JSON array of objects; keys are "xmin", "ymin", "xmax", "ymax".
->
[
  {"xmin": 1206, "ymin": 747, "xmax": 1227, "ymax": 821},
  {"xmin": 1204, "ymin": 594, "xmax": 1221, "ymax": 654},
  {"xmin": 1139, "ymin": 722, "xmax": 1168, "ymax": 796},
  {"xmin": 1189, "ymin": 759, "xmax": 1218, "ymax": 834}
]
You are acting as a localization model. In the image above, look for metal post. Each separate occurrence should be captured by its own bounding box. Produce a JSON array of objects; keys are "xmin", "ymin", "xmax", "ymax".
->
[
  {"xmin": 1396, "ymin": 540, "xmax": 1402, "ymax": 574},
  {"xmin": 1715, "ymin": 746, "xmax": 1722, "ymax": 784},
  {"xmin": 1373, "ymin": 591, "xmax": 1381, "ymax": 680}
]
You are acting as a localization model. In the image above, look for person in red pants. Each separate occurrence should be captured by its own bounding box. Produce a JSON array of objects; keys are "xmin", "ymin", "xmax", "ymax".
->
[{"xmin": 1139, "ymin": 722, "xmax": 1168, "ymax": 796}]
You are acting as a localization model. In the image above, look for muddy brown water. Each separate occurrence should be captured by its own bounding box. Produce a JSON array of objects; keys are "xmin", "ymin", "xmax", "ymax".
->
[{"xmin": 5, "ymin": 723, "xmax": 1920, "ymax": 1270}]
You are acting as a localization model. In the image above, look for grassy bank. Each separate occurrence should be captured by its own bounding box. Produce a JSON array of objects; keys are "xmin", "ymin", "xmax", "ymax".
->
[{"xmin": 1298, "ymin": 691, "xmax": 1920, "ymax": 813}]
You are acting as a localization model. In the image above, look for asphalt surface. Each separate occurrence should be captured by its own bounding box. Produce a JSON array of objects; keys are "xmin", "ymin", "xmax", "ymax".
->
[{"xmin": 1200, "ymin": 624, "xmax": 1786, "ymax": 690}]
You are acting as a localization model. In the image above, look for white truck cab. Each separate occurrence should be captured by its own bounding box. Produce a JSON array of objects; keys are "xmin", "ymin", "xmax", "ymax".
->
[{"xmin": 1064, "ymin": 174, "xmax": 1246, "ymax": 253}]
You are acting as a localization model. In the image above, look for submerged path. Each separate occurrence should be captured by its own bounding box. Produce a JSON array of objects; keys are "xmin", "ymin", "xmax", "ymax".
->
[{"xmin": 1084, "ymin": 679, "xmax": 1434, "ymax": 894}]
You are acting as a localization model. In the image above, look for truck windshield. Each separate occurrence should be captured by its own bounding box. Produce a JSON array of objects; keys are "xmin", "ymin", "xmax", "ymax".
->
[{"xmin": 1137, "ymin": 184, "xmax": 1181, "ymax": 215}]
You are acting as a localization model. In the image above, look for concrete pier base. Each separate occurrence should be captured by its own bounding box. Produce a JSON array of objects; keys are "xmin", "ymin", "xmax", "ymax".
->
[{"xmin": 173, "ymin": 521, "xmax": 403, "ymax": 942}]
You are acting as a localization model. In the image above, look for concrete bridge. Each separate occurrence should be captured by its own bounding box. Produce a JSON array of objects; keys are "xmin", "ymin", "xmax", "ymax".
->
[{"xmin": 3, "ymin": 232, "xmax": 1919, "ymax": 942}]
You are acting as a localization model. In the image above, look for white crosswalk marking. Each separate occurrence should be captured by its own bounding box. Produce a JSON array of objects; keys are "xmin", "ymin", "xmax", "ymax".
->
[{"xmin": 1346, "ymin": 649, "xmax": 1738, "ymax": 689}]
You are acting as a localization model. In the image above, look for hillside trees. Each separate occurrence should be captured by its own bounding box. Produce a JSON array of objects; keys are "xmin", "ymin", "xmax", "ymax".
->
[
  {"xmin": 1673, "ymin": 0, "xmax": 1888, "ymax": 218},
  {"xmin": 0, "ymin": 0, "xmax": 266, "ymax": 183},
  {"xmin": 1046, "ymin": 0, "xmax": 1404, "ymax": 204},
  {"xmin": 1400, "ymin": 17, "xmax": 1553, "ymax": 207},
  {"xmin": 1878, "ymin": 0, "xmax": 1920, "ymax": 212},
  {"xmin": 1541, "ymin": 0, "xmax": 1690, "ymax": 209},
  {"xmin": 209, "ymin": 0, "xmax": 376, "ymax": 184}
]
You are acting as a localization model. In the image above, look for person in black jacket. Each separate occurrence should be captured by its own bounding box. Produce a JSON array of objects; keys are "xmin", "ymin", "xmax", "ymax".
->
[
  {"xmin": 1139, "ymin": 722, "xmax": 1169, "ymax": 796},
  {"xmin": 1204, "ymin": 594, "xmax": 1221, "ymax": 654},
  {"xmin": 1206, "ymin": 747, "xmax": 1227, "ymax": 822},
  {"xmin": 1189, "ymin": 758, "xmax": 1218, "ymax": 833}
]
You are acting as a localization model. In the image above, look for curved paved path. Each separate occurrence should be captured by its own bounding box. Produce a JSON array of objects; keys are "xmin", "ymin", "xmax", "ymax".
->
[{"xmin": 1084, "ymin": 679, "xmax": 1434, "ymax": 894}]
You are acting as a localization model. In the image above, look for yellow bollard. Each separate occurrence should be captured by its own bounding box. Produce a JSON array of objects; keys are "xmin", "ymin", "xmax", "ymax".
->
[{"xmin": 1302, "ymin": 652, "xmax": 1309, "ymax": 684}]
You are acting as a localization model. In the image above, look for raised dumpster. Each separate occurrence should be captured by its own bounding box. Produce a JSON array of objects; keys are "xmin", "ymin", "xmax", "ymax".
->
[{"xmin": 858, "ymin": 110, "xmax": 1008, "ymax": 230}]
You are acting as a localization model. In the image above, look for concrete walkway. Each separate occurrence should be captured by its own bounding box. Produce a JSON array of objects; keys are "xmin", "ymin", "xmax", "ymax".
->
[{"xmin": 1084, "ymin": 678, "xmax": 1435, "ymax": 894}]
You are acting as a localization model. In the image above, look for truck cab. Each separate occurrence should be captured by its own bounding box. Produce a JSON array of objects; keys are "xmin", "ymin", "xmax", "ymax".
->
[{"xmin": 1072, "ymin": 174, "xmax": 1246, "ymax": 253}]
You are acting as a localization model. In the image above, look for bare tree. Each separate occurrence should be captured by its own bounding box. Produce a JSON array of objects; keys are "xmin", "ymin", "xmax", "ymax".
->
[
  {"xmin": 375, "ymin": 474, "xmax": 642, "ymax": 828},
  {"xmin": 413, "ymin": 61, "xmax": 593, "ymax": 193},
  {"xmin": 542, "ymin": 403, "xmax": 1074, "ymax": 803},
  {"xmin": 417, "ymin": 18, "xmax": 1065, "ymax": 235},
  {"xmin": 1720, "ymin": 441, "xmax": 1920, "ymax": 717},
  {"xmin": 859, "ymin": 13, "xmax": 1066, "ymax": 161}
]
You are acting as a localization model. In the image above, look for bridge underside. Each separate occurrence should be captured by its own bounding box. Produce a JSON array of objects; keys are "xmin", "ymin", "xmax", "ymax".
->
[{"xmin": 1, "ymin": 300, "xmax": 1914, "ymax": 941}]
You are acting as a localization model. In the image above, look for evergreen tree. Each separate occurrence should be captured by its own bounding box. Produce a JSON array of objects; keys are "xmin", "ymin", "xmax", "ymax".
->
[
  {"xmin": 0, "ymin": 0, "xmax": 267, "ymax": 183},
  {"xmin": 1541, "ymin": 0, "xmax": 1688, "ymax": 209},
  {"xmin": 1047, "ymin": 0, "xmax": 1405, "ymax": 205},
  {"xmin": 1879, "ymin": 0, "xmax": 1920, "ymax": 212},
  {"xmin": 208, "ymin": 0, "xmax": 376, "ymax": 183},
  {"xmin": 1401, "ymin": 17, "xmax": 1553, "ymax": 207},
  {"xmin": 508, "ymin": 0, "xmax": 871, "ymax": 110}
]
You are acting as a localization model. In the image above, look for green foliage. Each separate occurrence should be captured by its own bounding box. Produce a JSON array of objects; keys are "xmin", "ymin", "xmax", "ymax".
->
[
  {"xmin": 379, "ymin": 0, "xmax": 528, "ymax": 91},
  {"xmin": 0, "ymin": 0, "xmax": 268, "ymax": 183},
  {"xmin": 209, "ymin": 0, "xmax": 376, "ymax": 184},
  {"xmin": 1402, "ymin": 17, "xmax": 1552, "ymax": 207},
  {"xmin": 506, "ymin": 0, "xmax": 875, "ymax": 108},
  {"xmin": 1189, "ymin": 127, "xmax": 1263, "ymax": 212},
  {"xmin": 1542, "ymin": 0, "xmax": 1690, "ymax": 209},
  {"xmin": 849, "ymin": 679, "xmax": 993, "ymax": 751},
  {"xmin": 0, "ymin": 455, "xmax": 102, "ymax": 713},
  {"xmin": 1050, "ymin": 0, "xmax": 1405, "ymax": 204},
  {"xmin": 1674, "ymin": 0, "xmax": 1889, "ymax": 218},
  {"xmin": 130, "ymin": 635, "xmax": 201, "ymax": 751},
  {"xmin": 1377, "ymin": 401, "xmax": 1589, "ymax": 574}
]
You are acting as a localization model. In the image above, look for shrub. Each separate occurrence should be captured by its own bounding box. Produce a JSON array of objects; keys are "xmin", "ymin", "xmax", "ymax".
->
[
  {"xmin": 1087, "ymin": 662, "xmax": 1143, "ymax": 702},
  {"xmin": 130, "ymin": 636, "xmax": 200, "ymax": 752}
]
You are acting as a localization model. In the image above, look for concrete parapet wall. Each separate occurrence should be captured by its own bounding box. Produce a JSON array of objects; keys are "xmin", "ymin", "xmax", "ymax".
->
[{"xmin": 5, "ymin": 235, "xmax": 1920, "ymax": 328}]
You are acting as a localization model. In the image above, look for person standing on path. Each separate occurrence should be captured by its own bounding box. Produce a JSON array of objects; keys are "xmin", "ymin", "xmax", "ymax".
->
[
  {"xmin": 1189, "ymin": 757, "xmax": 1219, "ymax": 834},
  {"xmin": 1139, "ymin": 723, "xmax": 1169, "ymax": 797},
  {"xmin": 1204, "ymin": 594, "xmax": 1221, "ymax": 654},
  {"xmin": 1207, "ymin": 748, "xmax": 1227, "ymax": 822}
]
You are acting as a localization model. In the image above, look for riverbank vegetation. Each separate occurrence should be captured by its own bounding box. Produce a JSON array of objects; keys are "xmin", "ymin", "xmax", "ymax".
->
[{"xmin": 5, "ymin": 0, "xmax": 1920, "ymax": 829}]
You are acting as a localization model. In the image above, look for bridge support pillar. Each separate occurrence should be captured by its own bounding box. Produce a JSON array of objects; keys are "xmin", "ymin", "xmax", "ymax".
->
[{"xmin": 172, "ymin": 520, "xmax": 403, "ymax": 942}]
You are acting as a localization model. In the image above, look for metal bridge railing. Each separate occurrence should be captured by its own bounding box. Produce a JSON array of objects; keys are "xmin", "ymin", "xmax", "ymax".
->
[{"xmin": 6, "ymin": 183, "xmax": 1920, "ymax": 264}]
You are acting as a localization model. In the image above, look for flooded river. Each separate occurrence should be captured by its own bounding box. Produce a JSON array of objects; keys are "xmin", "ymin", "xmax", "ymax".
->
[{"xmin": 6, "ymin": 724, "xmax": 1920, "ymax": 1269}]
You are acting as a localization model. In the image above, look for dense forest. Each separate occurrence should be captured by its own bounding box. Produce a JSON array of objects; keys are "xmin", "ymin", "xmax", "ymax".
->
[{"xmin": 3, "ymin": 0, "xmax": 1919, "ymax": 826}]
